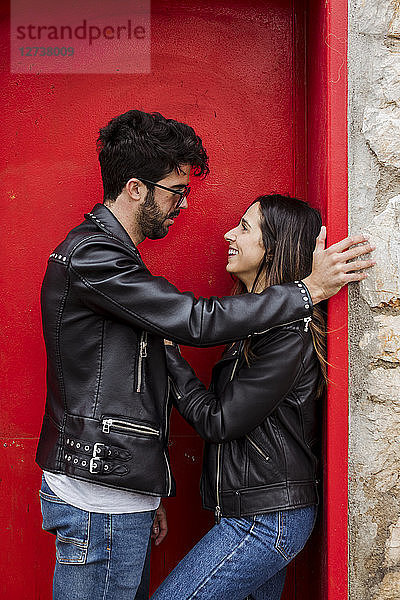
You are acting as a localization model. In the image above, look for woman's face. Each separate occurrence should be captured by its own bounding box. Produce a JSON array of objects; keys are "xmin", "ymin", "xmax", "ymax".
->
[{"xmin": 224, "ymin": 202, "xmax": 266, "ymax": 291}]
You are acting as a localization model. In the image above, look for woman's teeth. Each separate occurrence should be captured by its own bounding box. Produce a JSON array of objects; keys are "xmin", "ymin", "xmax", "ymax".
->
[{"xmin": 228, "ymin": 248, "xmax": 239, "ymax": 256}]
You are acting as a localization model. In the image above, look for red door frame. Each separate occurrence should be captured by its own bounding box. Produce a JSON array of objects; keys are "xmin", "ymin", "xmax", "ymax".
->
[
  {"xmin": 307, "ymin": 0, "xmax": 349, "ymax": 597},
  {"xmin": 325, "ymin": 1, "xmax": 349, "ymax": 597}
]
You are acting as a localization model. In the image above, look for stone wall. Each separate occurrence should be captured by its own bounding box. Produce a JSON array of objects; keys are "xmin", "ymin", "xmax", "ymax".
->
[{"xmin": 348, "ymin": 1, "xmax": 400, "ymax": 599}]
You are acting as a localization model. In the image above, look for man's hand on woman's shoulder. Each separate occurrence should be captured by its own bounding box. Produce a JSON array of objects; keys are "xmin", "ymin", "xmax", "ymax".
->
[{"xmin": 303, "ymin": 226, "xmax": 376, "ymax": 304}]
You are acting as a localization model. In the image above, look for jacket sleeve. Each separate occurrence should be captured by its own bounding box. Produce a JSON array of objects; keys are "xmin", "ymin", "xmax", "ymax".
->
[
  {"xmin": 69, "ymin": 235, "xmax": 312, "ymax": 347},
  {"xmin": 165, "ymin": 329, "xmax": 306, "ymax": 442}
]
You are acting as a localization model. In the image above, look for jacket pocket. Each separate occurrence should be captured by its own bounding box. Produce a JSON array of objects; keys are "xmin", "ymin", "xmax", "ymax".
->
[
  {"xmin": 246, "ymin": 431, "xmax": 284, "ymax": 487},
  {"xmin": 101, "ymin": 416, "xmax": 160, "ymax": 437},
  {"xmin": 39, "ymin": 478, "xmax": 90, "ymax": 565},
  {"xmin": 246, "ymin": 435, "xmax": 270, "ymax": 463}
]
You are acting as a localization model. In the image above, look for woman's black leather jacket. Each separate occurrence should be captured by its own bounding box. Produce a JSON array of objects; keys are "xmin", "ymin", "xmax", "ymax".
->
[{"xmin": 166, "ymin": 319, "xmax": 322, "ymax": 518}]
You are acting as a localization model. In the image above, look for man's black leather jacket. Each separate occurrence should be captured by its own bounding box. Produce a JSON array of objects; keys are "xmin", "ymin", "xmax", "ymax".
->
[
  {"xmin": 166, "ymin": 319, "xmax": 321, "ymax": 517},
  {"xmin": 36, "ymin": 203, "xmax": 313, "ymax": 496}
]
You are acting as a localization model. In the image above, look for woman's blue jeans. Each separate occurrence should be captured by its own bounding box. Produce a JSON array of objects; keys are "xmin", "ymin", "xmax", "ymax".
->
[
  {"xmin": 39, "ymin": 476, "xmax": 154, "ymax": 600},
  {"xmin": 151, "ymin": 505, "xmax": 317, "ymax": 600}
]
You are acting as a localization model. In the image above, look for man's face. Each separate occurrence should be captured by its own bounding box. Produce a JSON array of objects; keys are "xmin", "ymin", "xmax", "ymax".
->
[{"xmin": 137, "ymin": 166, "xmax": 190, "ymax": 240}]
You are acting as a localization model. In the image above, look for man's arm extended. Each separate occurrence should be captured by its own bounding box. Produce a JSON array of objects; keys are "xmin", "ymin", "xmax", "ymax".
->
[{"xmin": 68, "ymin": 230, "xmax": 374, "ymax": 347}]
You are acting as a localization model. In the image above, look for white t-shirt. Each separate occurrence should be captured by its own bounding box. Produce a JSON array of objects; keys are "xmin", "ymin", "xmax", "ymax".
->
[{"xmin": 44, "ymin": 471, "xmax": 160, "ymax": 514}]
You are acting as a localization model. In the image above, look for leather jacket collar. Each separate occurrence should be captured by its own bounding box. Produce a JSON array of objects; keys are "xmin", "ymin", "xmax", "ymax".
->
[{"xmin": 85, "ymin": 203, "xmax": 141, "ymax": 258}]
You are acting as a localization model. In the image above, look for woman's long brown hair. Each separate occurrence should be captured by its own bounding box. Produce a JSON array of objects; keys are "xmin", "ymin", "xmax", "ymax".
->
[{"xmin": 232, "ymin": 194, "xmax": 327, "ymax": 396}]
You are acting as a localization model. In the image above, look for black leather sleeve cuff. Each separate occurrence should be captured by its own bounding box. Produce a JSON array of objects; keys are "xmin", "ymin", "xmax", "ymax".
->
[{"xmin": 294, "ymin": 280, "xmax": 313, "ymax": 314}]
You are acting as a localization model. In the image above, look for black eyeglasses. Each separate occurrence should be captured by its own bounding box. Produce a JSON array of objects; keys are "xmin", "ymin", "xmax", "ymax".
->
[{"xmin": 138, "ymin": 178, "xmax": 191, "ymax": 209}]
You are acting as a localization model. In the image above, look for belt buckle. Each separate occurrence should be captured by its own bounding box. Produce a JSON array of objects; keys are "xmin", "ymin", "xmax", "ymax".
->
[
  {"xmin": 89, "ymin": 457, "xmax": 102, "ymax": 473},
  {"xmin": 93, "ymin": 442, "xmax": 106, "ymax": 458}
]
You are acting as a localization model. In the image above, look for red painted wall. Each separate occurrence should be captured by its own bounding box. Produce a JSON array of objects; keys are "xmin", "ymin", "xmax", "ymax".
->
[{"xmin": 0, "ymin": 0, "xmax": 348, "ymax": 598}]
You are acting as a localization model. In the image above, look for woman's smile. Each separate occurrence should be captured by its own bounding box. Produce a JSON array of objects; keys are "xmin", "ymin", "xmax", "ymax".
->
[{"xmin": 227, "ymin": 247, "xmax": 239, "ymax": 258}]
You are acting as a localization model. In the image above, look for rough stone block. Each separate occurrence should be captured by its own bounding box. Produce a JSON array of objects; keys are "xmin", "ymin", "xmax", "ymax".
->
[
  {"xmin": 363, "ymin": 102, "xmax": 400, "ymax": 170},
  {"xmin": 355, "ymin": 0, "xmax": 400, "ymax": 36},
  {"xmin": 349, "ymin": 142, "xmax": 380, "ymax": 227},
  {"xmin": 359, "ymin": 315, "xmax": 400, "ymax": 363},
  {"xmin": 372, "ymin": 572, "xmax": 400, "ymax": 600},
  {"xmin": 360, "ymin": 33, "xmax": 400, "ymax": 169},
  {"xmin": 360, "ymin": 196, "xmax": 400, "ymax": 307},
  {"xmin": 367, "ymin": 367, "xmax": 400, "ymax": 408},
  {"xmin": 386, "ymin": 515, "xmax": 400, "ymax": 567}
]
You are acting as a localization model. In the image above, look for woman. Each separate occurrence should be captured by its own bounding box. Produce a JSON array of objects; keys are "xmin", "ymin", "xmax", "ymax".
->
[{"xmin": 152, "ymin": 194, "xmax": 326, "ymax": 600}]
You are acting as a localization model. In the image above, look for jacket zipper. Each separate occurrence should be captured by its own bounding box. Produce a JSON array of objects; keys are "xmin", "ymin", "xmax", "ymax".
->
[
  {"xmin": 170, "ymin": 378, "xmax": 182, "ymax": 400},
  {"xmin": 215, "ymin": 444, "xmax": 222, "ymax": 523},
  {"xmin": 165, "ymin": 377, "xmax": 171, "ymax": 434},
  {"xmin": 255, "ymin": 317, "xmax": 311, "ymax": 336},
  {"xmin": 136, "ymin": 331, "xmax": 148, "ymax": 393},
  {"xmin": 215, "ymin": 354, "xmax": 240, "ymax": 524},
  {"xmin": 164, "ymin": 449, "xmax": 172, "ymax": 495},
  {"xmin": 164, "ymin": 378, "xmax": 172, "ymax": 495},
  {"xmin": 246, "ymin": 435, "xmax": 270, "ymax": 463},
  {"xmin": 102, "ymin": 418, "xmax": 159, "ymax": 436}
]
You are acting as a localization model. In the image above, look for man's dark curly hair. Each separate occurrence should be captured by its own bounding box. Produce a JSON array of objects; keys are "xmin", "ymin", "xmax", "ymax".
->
[{"xmin": 96, "ymin": 110, "xmax": 210, "ymax": 201}]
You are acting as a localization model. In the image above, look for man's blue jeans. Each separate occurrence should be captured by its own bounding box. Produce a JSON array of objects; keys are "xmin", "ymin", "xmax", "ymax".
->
[
  {"xmin": 151, "ymin": 505, "xmax": 317, "ymax": 600},
  {"xmin": 39, "ymin": 476, "xmax": 154, "ymax": 600}
]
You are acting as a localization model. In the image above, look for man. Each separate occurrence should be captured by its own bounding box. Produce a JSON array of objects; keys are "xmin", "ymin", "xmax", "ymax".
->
[{"xmin": 36, "ymin": 110, "xmax": 374, "ymax": 600}]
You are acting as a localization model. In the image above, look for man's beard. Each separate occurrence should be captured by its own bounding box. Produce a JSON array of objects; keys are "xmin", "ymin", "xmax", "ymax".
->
[{"xmin": 137, "ymin": 188, "xmax": 180, "ymax": 240}]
